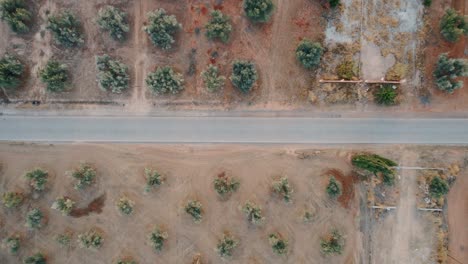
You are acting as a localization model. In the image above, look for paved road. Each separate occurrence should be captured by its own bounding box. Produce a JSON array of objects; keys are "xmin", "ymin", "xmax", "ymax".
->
[{"xmin": 1, "ymin": 116, "xmax": 468, "ymax": 144}]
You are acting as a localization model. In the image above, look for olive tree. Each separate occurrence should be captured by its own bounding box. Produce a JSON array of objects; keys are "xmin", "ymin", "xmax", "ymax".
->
[
  {"xmin": 25, "ymin": 168, "xmax": 48, "ymax": 191},
  {"xmin": 145, "ymin": 168, "xmax": 165, "ymax": 192},
  {"xmin": 213, "ymin": 172, "xmax": 240, "ymax": 198},
  {"xmin": 440, "ymin": 9, "xmax": 467, "ymax": 42},
  {"xmin": 70, "ymin": 164, "xmax": 96, "ymax": 190},
  {"xmin": 0, "ymin": 54, "xmax": 24, "ymax": 89},
  {"xmin": 149, "ymin": 227, "xmax": 168, "ymax": 251},
  {"xmin": 2, "ymin": 191, "xmax": 23, "ymax": 208},
  {"xmin": 51, "ymin": 196, "xmax": 75, "ymax": 216},
  {"xmin": 143, "ymin": 9, "xmax": 181, "ymax": 50},
  {"xmin": 116, "ymin": 196, "xmax": 134, "ymax": 215},
  {"xmin": 433, "ymin": 53, "xmax": 467, "ymax": 93},
  {"xmin": 216, "ymin": 232, "xmax": 239, "ymax": 258},
  {"xmin": 320, "ymin": 229, "xmax": 344, "ymax": 255},
  {"xmin": 230, "ymin": 60, "xmax": 257, "ymax": 93},
  {"xmin": 23, "ymin": 252, "xmax": 46, "ymax": 264},
  {"xmin": 146, "ymin": 66, "xmax": 184, "ymax": 95},
  {"xmin": 96, "ymin": 55, "xmax": 129, "ymax": 93},
  {"xmin": 39, "ymin": 60, "xmax": 68, "ymax": 93},
  {"xmin": 243, "ymin": 0, "xmax": 274, "ymax": 23},
  {"xmin": 268, "ymin": 233, "xmax": 288, "ymax": 255},
  {"xmin": 97, "ymin": 5, "xmax": 129, "ymax": 41},
  {"xmin": 47, "ymin": 11, "xmax": 84, "ymax": 47},
  {"xmin": 0, "ymin": 0, "xmax": 31, "ymax": 33},
  {"xmin": 78, "ymin": 229, "xmax": 103, "ymax": 249},
  {"xmin": 272, "ymin": 177, "xmax": 293, "ymax": 203},
  {"xmin": 201, "ymin": 64, "xmax": 225, "ymax": 92},
  {"xmin": 241, "ymin": 201, "xmax": 264, "ymax": 225},
  {"xmin": 296, "ymin": 40, "xmax": 323, "ymax": 69},
  {"xmin": 55, "ymin": 232, "xmax": 72, "ymax": 247},
  {"xmin": 185, "ymin": 200, "xmax": 203, "ymax": 223},
  {"xmin": 25, "ymin": 208, "xmax": 44, "ymax": 229},
  {"xmin": 205, "ymin": 10, "xmax": 232, "ymax": 43},
  {"xmin": 4, "ymin": 235, "xmax": 20, "ymax": 254},
  {"xmin": 326, "ymin": 176, "xmax": 341, "ymax": 198}
]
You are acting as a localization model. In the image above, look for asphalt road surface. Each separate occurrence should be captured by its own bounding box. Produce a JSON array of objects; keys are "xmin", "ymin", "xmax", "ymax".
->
[{"xmin": 1, "ymin": 116, "xmax": 468, "ymax": 144}]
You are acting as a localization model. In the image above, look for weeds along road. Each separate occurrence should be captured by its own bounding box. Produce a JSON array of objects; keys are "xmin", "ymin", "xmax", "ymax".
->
[{"xmin": 1, "ymin": 116, "xmax": 468, "ymax": 144}]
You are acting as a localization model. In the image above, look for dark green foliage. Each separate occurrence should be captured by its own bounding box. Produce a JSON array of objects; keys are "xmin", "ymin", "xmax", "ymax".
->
[
  {"xmin": 383, "ymin": 173, "xmax": 395, "ymax": 186},
  {"xmin": 39, "ymin": 60, "xmax": 68, "ymax": 92},
  {"xmin": 217, "ymin": 233, "xmax": 239, "ymax": 258},
  {"xmin": 71, "ymin": 164, "xmax": 96, "ymax": 190},
  {"xmin": 146, "ymin": 66, "xmax": 184, "ymax": 95},
  {"xmin": 143, "ymin": 9, "xmax": 181, "ymax": 50},
  {"xmin": 374, "ymin": 84, "xmax": 398, "ymax": 106},
  {"xmin": 329, "ymin": 0, "xmax": 340, "ymax": 8},
  {"xmin": 96, "ymin": 55, "xmax": 129, "ymax": 93},
  {"xmin": 25, "ymin": 168, "xmax": 48, "ymax": 191},
  {"xmin": 272, "ymin": 177, "xmax": 293, "ymax": 203},
  {"xmin": 97, "ymin": 5, "xmax": 129, "ymax": 41},
  {"xmin": 351, "ymin": 153, "xmax": 397, "ymax": 177},
  {"xmin": 0, "ymin": 0, "xmax": 31, "ymax": 33},
  {"xmin": 423, "ymin": 0, "xmax": 432, "ymax": 7},
  {"xmin": 326, "ymin": 176, "xmax": 341, "ymax": 198},
  {"xmin": 5, "ymin": 235, "xmax": 20, "ymax": 254},
  {"xmin": 296, "ymin": 40, "xmax": 323, "ymax": 69},
  {"xmin": 336, "ymin": 60, "xmax": 356, "ymax": 80},
  {"xmin": 149, "ymin": 228, "xmax": 168, "ymax": 251},
  {"xmin": 25, "ymin": 208, "xmax": 43, "ymax": 229},
  {"xmin": 268, "ymin": 233, "xmax": 288, "ymax": 255},
  {"xmin": 230, "ymin": 60, "xmax": 257, "ymax": 93},
  {"xmin": 440, "ymin": 9, "xmax": 467, "ymax": 42},
  {"xmin": 201, "ymin": 64, "xmax": 225, "ymax": 92},
  {"xmin": 433, "ymin": 53, "xmax": 467, "ymax": 93},
  {"xmin": 205, "ymin": 10, "xmax": 232, "ymax": 43},
  {"xmin": 0, "ymin": 54, "xmax": 24, "ymax": 89},
  {"xmin": 185, "ymin": 200, "xmax": 203, "ymax": 223},
  {"xmin": 23, "ymin": 252, "xmax": 46, "ymax": 264},
  {"xmin": 242, "ymin": 201, "xmax": 264, "ymax": 225},
  {"xmin": 320, "ymin": 229, "xmax": 344, "ymax": 255},
  {"xmin": 2, "ymin": 191, "xmax": 24, "ymax": 208},
  {"xmin": 145, "ymin": 168, "xmax": 165, "ymax": 192},
  {"xmin": 429, "ymin": 176, "xmax": 449, "ymax": 198},
  {"xmin": 78, "ymin": 229, "xmax": 103, "ymax": 249},
  {"xmin": 47, "ymin": 11, "xmax": 84, "ymax": 47},
  {"xmin": 213, "ymin": 172, "xmax": 240, "ymax": 197},
  {"xmin": 243, "ymin": 0, "xmax": 274, "ymax": 23}
]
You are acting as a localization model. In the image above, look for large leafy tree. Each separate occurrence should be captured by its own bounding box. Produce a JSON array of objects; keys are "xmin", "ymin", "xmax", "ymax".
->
[
  {"xmin": 96, "ymin": 55, "xmax": 129, "ymax": 93},
  {"xmin": 47, "ymin": 11, "xmax": 84, "ymax": 47},
  {"xmin": 97, "ymin": 5, "xmax": 129, "ymax": 41},
  {"xmin": 433, "ymin": 53, "xmax": 467, "ymax": 93},
  {"xmin": 296, "ymin": 40, "xmax": 323, "ymax": 69},
  {"xmin": 230, "ymin": 60, "xmax": 257, "ymax": 93},
  {"xmin": 0, "ymin": 54, "xmax": 24, "ymax": 89},
  {"xmin": 440, "ymin": 9, "xmax": 467, "ymax": 42},
  {"xmin": 0, "ymin": 0, "xmax": 31, "ymax": 33},
  {"xmin": 205, "ymin": 10, "xmax": 232, "ymax": 43},
  {"xmin": 146, "ymin": 66, "xmax": 184, "ymax": 95},
  {"xmin": 143, "ymin": 9, "xmax": 181, "ymax": 50},
  {"xmin": 39, "ymin": 60, "xmax": 68, "ymax": 92},
  {"xmin": 243, "ymin": 0, "xmax": 274, "ymax": 23}
]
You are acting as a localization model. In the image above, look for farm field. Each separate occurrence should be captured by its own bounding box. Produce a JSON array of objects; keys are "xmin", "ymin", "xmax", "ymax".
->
[{"xmin": 0, "ymin": 143, "xmax": 466, "ymax": 263}]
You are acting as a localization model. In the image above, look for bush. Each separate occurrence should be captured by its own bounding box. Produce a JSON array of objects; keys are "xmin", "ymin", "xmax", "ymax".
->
[
  {"xmin": 0, "ymin": 54, "xmax": 24, "ymax": 89},
  {"xmin": 39, "ymin": 60, "xmax": 68, "ymax": 92},
  {"xmin": 25, "ymin": 168, "xmax": 48, "ymax": 191},
  {"xmin": 96, "ymin": 55, "xmax": 129, "ymax": 93},
  {"xmin": 320, "ymin": 229, "xmax": 343, "ymax": 255},
  {"xmin": 201, "ymin": 64, "xmax": 226, "ymax": 92},
  {"xmin": 296, "ymin": 40, "xmax": 323, "ymax": 69},
  {"xmin": 216, "ymin": 232, "xmax": 239, "ymax": 258},
  {"xmin": 146, "ymin": 66, "xmax": 184, "ymax": 95},
  {"xmin": 433, "ymin": 53, "xmax": 467, "ymax": 93},
  {"xmin": 213, "ymin": 172, "xmax": 240, "ymax": 197},
  {"xmin": 374, "ymin": 84, "xmax": 398, "ymax": 106},
  {"xmin": 429, "ymin": 176, "xmax": 449, "ymax": 198},
  {"xmin": 55, "ymin": 232, "xmax": 72, "ymax": 247},
  {"xmin": 385, "ymin": 63, "xmax": 407, "ymax": 81},
  {"xmin": 116, "ymin": 196, "xmax": 134, "ymax": 215},
  {"xmin": 268, "ymin": 233, "xmax": 288, "ymax": 255},
  {"xmin": 242, "ymin": 201, "xmax": 264, "ymax": 225},
  {"xmin": 440, "ymin": 9, "xmax": 467, "ymax": 42},
  {"xmin": 2, "ymin": 191, "xmax": 24, "ymax": 208},
  {"xmin": 205, "ymin": 10, "xmax": 232, "ymax": 43},
  {"xmin": 71, "ymin": 164, "xmax": 96, "ymax": 190},
  {"xmin": 336, "ymin": 60, "xmax": 356, "ymax": 80},
  {"xmin": 143, "ymin": 9, "xmax": 181, "ymax": 50},
  {"xmin": 272, "ymin": 177, "xmax": 293, "ymax": 203},
  {"xmin": 47, "ymin": 11, "xmax": 84, "ymax": 47},
  {"xmin": 149, "ymin": 227, "xmax": 168, "ymax": 251},
  {"xmin": 351, "ymin": 153, "xmax": 397, "ymax": 177},
  {"xmin": 185, "ymin": 200, "xmax": 203, "ymax": 223},
  {"xmin": 4, "ymin": 235, "xmax": 20, "ymax": 254},
  {"xmin": 423, "ymin": 0, "xmax": 432, "ymax": 6},
  {"xmin": 23, "ymin": 252, "xmax": 46, "ymax": 264},
  {"xmin": 51, "ymin": 196, "xmax": 75, "ymax": 216},
  {"xmin": 326, "ymin": 176, "xmax": 341, "ymax": 198},
  {"xmin": 0, "ymin": 0, "xmax": 31, "ymax": 33},
  {"xmin": 97, "ymin": 6, "xmax": 129, "ymax": 41},
  {"xmin": 25, "ymin": 208, "xmax": 43, "ymax": 229},
  {"xmin": 78, "ymin": 229, "xmax": 103, "ymax": 249},
  {"xmin": 145, "ymin": 168, "xmax": 165, "ymax": 192},
  {"xmin": 243, "ymin": 0, "xmax": 274, "ymax": 23},
  {"xmin": 230, "ymin": 60, "xmax": 257, "ymax": 93},
  {"xmin": 329, "ymin": 0, "xmax": 340, "ymax": 7},
  {"xmin": 303, "ymin": 210, "xmax": 314, "ymax": 223},
  {"xmin": 117, "ymin": 259, "xmax": 136, "ymax": 264}
]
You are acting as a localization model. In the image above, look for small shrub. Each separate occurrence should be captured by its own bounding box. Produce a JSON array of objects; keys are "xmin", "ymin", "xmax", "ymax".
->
[
  {"xmin": 146, "ymin": 66, "xmax": 184, "ymax": 95},
  {"xmin": 303, "ymin": 210, "xmax": 314, "ymax": 223},
  {"xmin": 243, "ymin": 0, "xmax": 274, "ymax": 23},
  {"xmin": 97, "ymin": 5, "xmax": 129, "ymax": 41},
  {"xmin": 429, "ymin": 176, "xmax": 449, "ymax": 198},
  {"xmin": 385, "ymin": 63, "xmax": 407, "ymax": 81},
  {"xmin": 213, "ymin": 172, "xmax": 240, "ymax": 197},
  {"xmin": 51, "ymin": 196, "xmax": 75, "ymax": 216},
  {"xmin": 23, "ymin": 252, "xmax": 46, "ymax": 264},
  {"xmin": 116, "ymin": 196, "xmax": 134, "ymax": 215},
  {"xmin": 440, "ymin": 9, "xmax": 467, "ymax": 42},
  {"xmin": 149, "ymin": 227, "xmax": 168, "ymax": 251},
  {"xmin": 117, "ymin": 258, "xmax": 136, "ymax": 264},
  {"xmin": 268, "ymin": 233, "xmax": 288, "ymax": 255},
  {"xmin": 351, "ymin": 153, "xmax": 397, "ymax": 177},
  {"xmin": 423, "ymin": 0, "xmax": 432, "ymax": 7},
  {"xmin": 336, "ymin": 60, "xmax": 356, "ymax": 80},
  {"xmin": 0, "ymin": 0, "xmax": 31, "ymax": 33},
  {"xmin": 4, "ymin": 235, "xmax": 20, "ymax": 254},
  {"xmin": 71, "ymin": 164, "xmax": 96, "ymax": 190},
  {"xmin": 296, "ymin": 40, "xmax": 323, "ymax": 69},
  {"xmin": 78, "ymin": 229, "xmax": 103, "ymax": 250},
  {"xmin": 0, "ymin": 54, "xmax": 24, "ymax": 89},
  {"xmin": 433, "ymin": 53, "xmax": 467, "ymax": 93},
  {"xmin": 25, "ymin": 168, "xmax": 48, "ymax": 191},
  {"xmin": 185, "ymin": 200, "xmax": 203, "ymax": 223},
  {"xmin": 326, "ymin": 176, "xmax": 341, "ymax": 198},
  {"xmin": 216, "ymin": 232, "xmax": 239, "ymax": 258},
  {"xmin": 230, "ymin": 60, "xmax": 257, "ymax": 93},
  {"xmin": 96, "ymin": 55, "xmax": 129, "ymax": 93},
  {"xmin": 47, "ymin": 11, "xmax": 84, "ymax": 47},
  {"xmin": 205, "ymin": 10, "xmax": 232, "ymax": 43},
  {"xmin": 320, "ymin": 229, "xmax": 344, "ymax": 255},
  {"xmin": 374, "ymin": 84, "xmax": 398, "ymax": 106},
  {"xmin": 201, "ymin": 64, "xmax": 226, "ymax": 92},
  {"xmin": 25, "ymin": 208, "xmax": 44, "ymax": 229},
  {"xmin": 143, "ymin": 9, "xmax": 181, "ymax": 50},
  {"xmin": 39, "ymin": 60, "xmax": 68, "ymax": 92},
  {"xmin": 55, "ymin": 232, "xmax": 72, "ymax": 247},
  {"xmin": 272, "ymin": 177, "xmax": 293, "ymax": 203},
  {"xmin": 242, "ymin": 201, "xmax": 264, "ymax": 225},
  {"xmin": 145, "ymin": 168, "xmax": 165, "ymax": 192},
  {"xmin": 329, "ymin": 0, "xmax": 340, "ymax": 7},
  {"xmin": 2, "ymin": 191, "xmax": 23, "ymax": 208}
]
